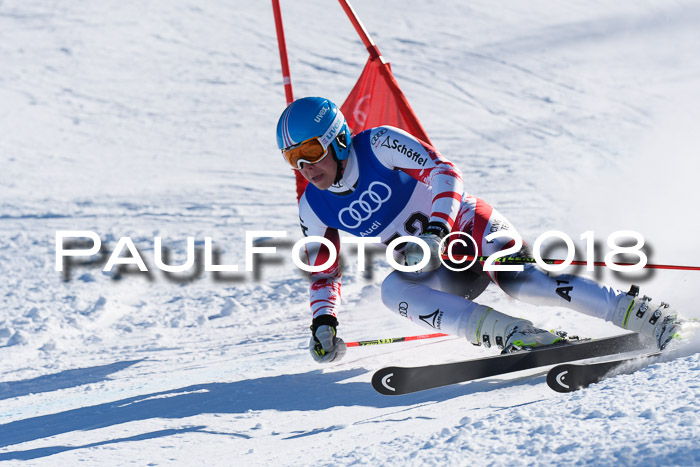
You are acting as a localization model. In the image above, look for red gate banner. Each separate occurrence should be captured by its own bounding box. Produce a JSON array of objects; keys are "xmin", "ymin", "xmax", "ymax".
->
[{"xmin": 341, "ymin": 56, "xmax": 432, "ymax": 145}]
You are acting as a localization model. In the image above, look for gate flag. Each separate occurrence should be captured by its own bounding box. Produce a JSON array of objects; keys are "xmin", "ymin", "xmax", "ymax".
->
[{"xmin": 340, "ymin": 56, "xmax": 432, "ymax": 145}]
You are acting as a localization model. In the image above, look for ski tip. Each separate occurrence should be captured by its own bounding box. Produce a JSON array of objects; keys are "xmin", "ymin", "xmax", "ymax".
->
[
  {"xmin": 371, "ymin": 367, "xmax": 402, "ymax": 395},
  {"xmin": 546, "ymin": 364, "xmax": 580, "ymax": 393}
]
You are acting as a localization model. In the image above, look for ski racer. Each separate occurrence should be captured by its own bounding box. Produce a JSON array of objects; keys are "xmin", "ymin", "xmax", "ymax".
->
[{"xmin": 276, "ymin": 96, "xmax": 685, "ymax": 363}]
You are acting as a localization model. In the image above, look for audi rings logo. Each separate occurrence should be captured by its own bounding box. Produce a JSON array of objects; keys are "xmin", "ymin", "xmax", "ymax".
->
[
  {"xmin": 398, "ymin": 301, "xmax": 408, "ymax": 318},
  {"xmin": 338, "ymin": 182, "xmax": 392, "ymax": 229}
]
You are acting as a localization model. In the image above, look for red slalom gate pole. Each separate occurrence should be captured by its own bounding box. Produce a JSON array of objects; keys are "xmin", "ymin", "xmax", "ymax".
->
[
  {"xmin": 337, "ymin": 0, "xmax": 383, "ymax": 61},
  {"xmin": 271, "ymin": 0, "xmax": 308, "ymax": 201},
  {"xmin": 441, "ymin": 254, "xmax": 700, "ymax": 272},
  {"xmin": 346, "ymin": 333, "xmax": 449, "ymax": 348},
  {"xmin": 271, "ymin": 0, "xmax": 294, "ymax": 104}
]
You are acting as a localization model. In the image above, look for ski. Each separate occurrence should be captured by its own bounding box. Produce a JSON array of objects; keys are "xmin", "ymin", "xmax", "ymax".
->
[
  {"xmin": 546, "ymin": 351, "xmax": 661, "ymax": 393},
  {"xmin": 371, "ymin": 332, "xmax": 654, "ymax": 395}
]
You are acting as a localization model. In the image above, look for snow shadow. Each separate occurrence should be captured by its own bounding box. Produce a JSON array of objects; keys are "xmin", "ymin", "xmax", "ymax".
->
[
  {"xmin": 0, "ymin": 426, "xmax": 209, "ymax": 461},
  {"xmin": 0, "ymin": 359, "xmax": 144, "ymax": 401},
  {"xmin": 0, "ymin": 366, "xmax": 537, "ymax": 455}
]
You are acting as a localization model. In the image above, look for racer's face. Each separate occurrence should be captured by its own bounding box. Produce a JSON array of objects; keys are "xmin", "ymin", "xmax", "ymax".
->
[{"xmin": 299, "ymin": 152, "xmax": 338, "ymax": 190}]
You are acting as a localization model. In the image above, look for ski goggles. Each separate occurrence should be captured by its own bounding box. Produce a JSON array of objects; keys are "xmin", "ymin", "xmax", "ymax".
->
[
  {"xmin": 281, "ymin": 112, "xmax": 345, "ymax": 170},
  {"xmin": 282, "ymin": 136, "xmax": 330, "ymax": 170}
]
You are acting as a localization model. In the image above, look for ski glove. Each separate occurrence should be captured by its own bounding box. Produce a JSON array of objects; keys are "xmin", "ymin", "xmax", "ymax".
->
[
  {"xmin": 309, "ymin": 315, "xmax": 346, "ymax": 363},
  {"xmin": 404, "ymin": 222, "xmax": 449, "ymax": 273}
]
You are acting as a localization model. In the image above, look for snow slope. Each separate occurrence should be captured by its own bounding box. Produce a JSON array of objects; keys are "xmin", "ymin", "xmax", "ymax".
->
[{"xmin": 1, "ymin": 0, "xmax": 699, "ymax": 464}]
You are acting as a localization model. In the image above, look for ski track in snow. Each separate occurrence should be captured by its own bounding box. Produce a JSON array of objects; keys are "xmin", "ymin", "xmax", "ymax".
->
[{"xmin": 1, "ymin": 0, "xmax": 699, "ymax": 465}]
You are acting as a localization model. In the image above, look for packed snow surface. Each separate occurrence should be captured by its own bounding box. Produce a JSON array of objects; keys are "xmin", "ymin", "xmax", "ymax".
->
[{"xmin": 1, "ymin": 0, "xmax": 699, "ymax": 465}]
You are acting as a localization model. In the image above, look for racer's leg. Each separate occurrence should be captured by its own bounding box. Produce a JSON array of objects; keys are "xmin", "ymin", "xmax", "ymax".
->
[
  {"xmin": 455, "ymin": 195, "xmax": 622, "ymax": 320},
  {"xmin": 496, "ymin": 266, "xmax": 621, "ymax": 321},
  {"xmin": 464, "ymin": 198, "xmax": 686, "ymax": 349},
  {"xmin": 380, "ymin": 266, "xmax": 489, "ymax": 338},
  {"xmin": 380, "ymin": 266, "xmax": 562, "ymax": 350}
]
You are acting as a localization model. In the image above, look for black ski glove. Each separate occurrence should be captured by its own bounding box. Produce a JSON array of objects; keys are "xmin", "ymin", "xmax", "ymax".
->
[{"xmin": 309, "ymin": 315, "xmax": 346, "ymax": 363}]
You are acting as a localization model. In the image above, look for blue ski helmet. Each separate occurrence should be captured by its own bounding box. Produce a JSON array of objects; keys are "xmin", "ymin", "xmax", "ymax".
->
[{"xmin": 276, "ymin": 97, "xmax": 351, "ymax": 162}]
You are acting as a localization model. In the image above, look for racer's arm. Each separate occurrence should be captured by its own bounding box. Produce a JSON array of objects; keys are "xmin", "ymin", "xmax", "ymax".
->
[
  {"xmin": 369, "ymin": 126, "xmax": 463, "ymax": 234},
  {"xmin": 298, "ymin": 194, "xmax": 342, "ymax": 320}
]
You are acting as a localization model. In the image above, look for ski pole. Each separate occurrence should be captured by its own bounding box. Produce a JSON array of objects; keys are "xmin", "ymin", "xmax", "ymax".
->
[
  {"xmin": 346, "ymin": 332, "xmax": 448, "ymax": 347},
  {"xmin": 441, "ymin": 254, "xmax": 700, "ymax": 271}
]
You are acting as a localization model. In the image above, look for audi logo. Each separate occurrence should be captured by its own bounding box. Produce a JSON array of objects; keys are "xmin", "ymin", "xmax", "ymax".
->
[{"xmin": 338, "ymin": 181, "xmax": 392, "ymax": 229}]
